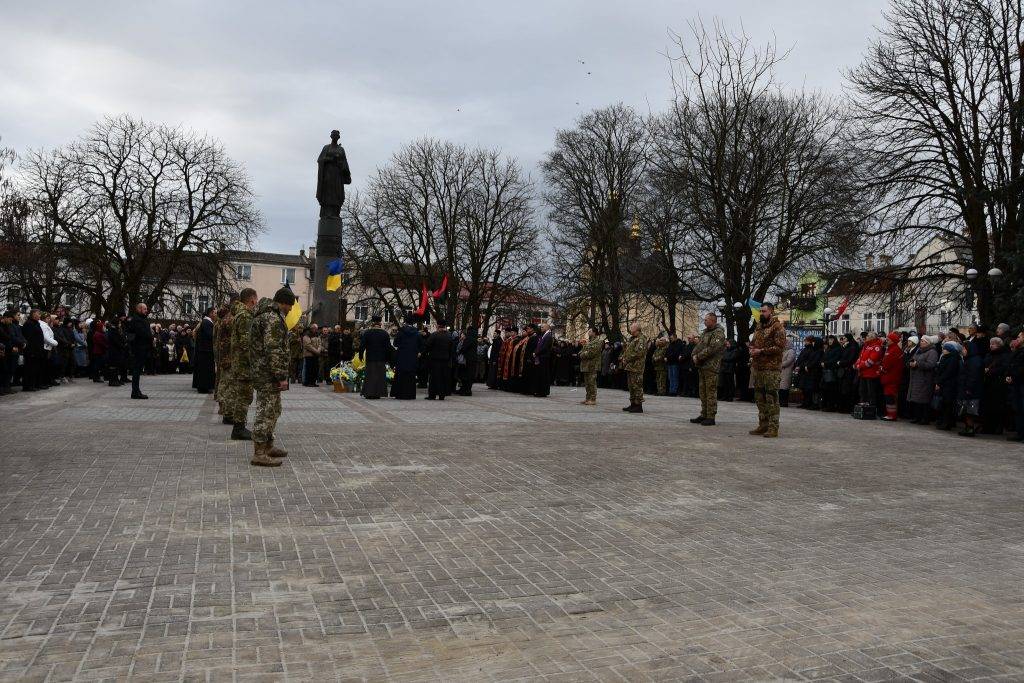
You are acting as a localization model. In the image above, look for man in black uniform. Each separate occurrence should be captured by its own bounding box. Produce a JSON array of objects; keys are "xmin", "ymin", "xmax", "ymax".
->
[
  {"xmin": 425, "ymin": 319, "xmax": 454, "ymax": 400},
  {"xmin": 127, "ymin": 303, "xmax": 154, "ymax": 399}
]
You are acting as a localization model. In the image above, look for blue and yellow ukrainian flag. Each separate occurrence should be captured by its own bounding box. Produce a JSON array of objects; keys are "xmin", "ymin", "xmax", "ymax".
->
[
  {"xmin": 325, "ymin": 258, "xmax": 343, "ymax": 292},
  {"xmin": 747, "ymin": 298, "xmax": 762, "ymax": 323}
]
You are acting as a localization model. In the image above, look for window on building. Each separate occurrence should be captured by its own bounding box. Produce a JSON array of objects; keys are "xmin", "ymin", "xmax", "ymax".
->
[
  {"xmin": 800, "ymin": 282, "xmax": 817, "ymax": 296},
  {"xmin": 841, "ymin": 314, "xmax": 851, "ymax": 334},
  {"xmin": 281, "ymin": 267, "xmax": 296, "ymax": 285},
  {"xmin": 875, "ymin": 311, "xmax": 886, "ymax": 333},
  {"xmin": 863, "ymin": 313, "xmax": 873, "ymax": 332},
  {"xmin": 198, "ymin": 295, "xmax": 209, "ymax": 315},
  {"xmin": 182, "ymin": 293, "xmax": 194, "ymax": 317},
  {"xmin": 382, "ymin": 308, "xmax": 393, "ymax": 323},
  {"xmin": 234, "ymin": 264, "xmax": 252, "ymax": 281},
  {"xmin": 940, "ymin": 309, "xmax": 956, "ymax": 327},
  {"xmin": 354, "ymin": 304, "xmax": 369, "ymax": 321}
]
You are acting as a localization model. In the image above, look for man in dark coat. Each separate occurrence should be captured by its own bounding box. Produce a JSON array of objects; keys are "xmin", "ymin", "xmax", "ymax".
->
[
  {"xmin": 327, "ymin": 325, "xmax": 342, "ymax": 375},
  {"xmin": 360, "ymin": 315, "xmax": 392, "ymax": 399},
  {"xmin": 456, "ymin": 326, "xmax": 479, "ymax": 396},
  {"xmin": 106, "ymin": 317, "xmax": 127, "ymax": 387},
  {"xmin": 340, "ymin": 327, "xmax": 354, "ymax": 361},
  {"xmin": 391, "ymin": 316, "xmax": 420, "ymax": 399},
  {"xmin": 192, "ymin": 309, "xmax": 216, "ymax": 394},
  {"xmin": 127, "ymin": 304, "xmax": 154, "ymax": 398},
  {"xmin": 425, "ymin": 320, "xmax": 454, "ymax": 400},
  {"xmin": 532, "ymin": 322, "xmax": 553, "ymax": 397}
]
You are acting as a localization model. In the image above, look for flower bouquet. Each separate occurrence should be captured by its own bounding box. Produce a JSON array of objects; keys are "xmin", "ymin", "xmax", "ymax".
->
[{"xmin": 331, "ymin": 362, "xmax": 361, "ymax": 393}]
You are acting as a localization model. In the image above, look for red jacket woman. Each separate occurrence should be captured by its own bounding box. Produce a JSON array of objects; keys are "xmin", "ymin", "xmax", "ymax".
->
[
  {"xmin": 879, "ymin": 331, "xmax": 904, "ymax": 397},
  {"xmin": 854, "ymin": 336, "xmax": 884, "ymax": 379}
]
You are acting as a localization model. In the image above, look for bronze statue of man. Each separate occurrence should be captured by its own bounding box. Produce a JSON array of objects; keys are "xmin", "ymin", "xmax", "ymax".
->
[{"xmin": 316, "ymin": 130, "xmax": 352, "ymax": 219}]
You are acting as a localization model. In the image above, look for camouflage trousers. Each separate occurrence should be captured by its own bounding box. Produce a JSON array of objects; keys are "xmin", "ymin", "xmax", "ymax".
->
[
  {"xmin": 753, "ymin": 369, "xmax": 781, "ymax": 431},
  {"xmin": 699, "ymin": 368, "xmax": 718, "ymax": 418},
  {"xmin": 655, "ymin": 367, "xmax": 668, "ymax": 396},
  {"xmin": 627, "ymin": 372, "xmax": 644, "ymax": 404},
  {"xmin": 214, "ymin": 364, "xmax": 230, "ymax": 407},
  {"xmin": 228, "ymin": 378, "xmax": 254, "ymax": 425},
  {"xmin": 584, "ymin": 371, "xmax": 598, "ymax": 402},
  {"xmin": 252, "ymin": 385, "xmax": 281, "ymax": 444}
]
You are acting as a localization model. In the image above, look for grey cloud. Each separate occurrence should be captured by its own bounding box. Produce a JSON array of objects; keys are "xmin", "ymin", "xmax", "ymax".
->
[{"xmin": 1, "ymin": 0, "xmax": 888, "ymax": 252}]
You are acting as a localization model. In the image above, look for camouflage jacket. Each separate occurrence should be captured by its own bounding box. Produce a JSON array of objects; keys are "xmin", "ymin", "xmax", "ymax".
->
[
  {"xmin": 214, "ymin": 315, "xmax": 233, "ymax": 371},
  {"xmin": 692, "ymin": 324, "xmax": 726, "ymax": 371},
  {"xmin": 579, "ymin": 334, "xmax": 606, "ymax": 373},
  {"xmin": 620, "ymin": 333, "xmax": 649, "ymax": 374},
  {"xmin": 652, "ymin": 343, "xmax": 668, "ymax": 365},
  {"xmin": 249, "ymin": 297, "xmax": 290, "ymax": 385},
  {"xmin": 750, "ymin": 316, "xmax": 787, "ymax": 371},
  {"xmin": 229, "ymin": 300, "xmax": 254, "ymax": 381}
]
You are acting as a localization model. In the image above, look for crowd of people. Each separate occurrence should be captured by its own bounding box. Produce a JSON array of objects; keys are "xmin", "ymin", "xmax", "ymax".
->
[{"xmin": 4, "ymin": 295, "xmax": 1023, "ymax": 444}]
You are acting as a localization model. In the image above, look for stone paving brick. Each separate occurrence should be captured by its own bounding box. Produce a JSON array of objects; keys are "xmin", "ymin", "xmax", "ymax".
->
[{"xmin": 1, "ymin": 375, "xmax": 1023, "ymax": 681}]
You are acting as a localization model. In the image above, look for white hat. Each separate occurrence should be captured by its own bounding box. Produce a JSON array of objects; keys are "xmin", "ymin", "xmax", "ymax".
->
[{"xmin": 908, "ymin": 336, "xmax": 919, "ymax": 345}]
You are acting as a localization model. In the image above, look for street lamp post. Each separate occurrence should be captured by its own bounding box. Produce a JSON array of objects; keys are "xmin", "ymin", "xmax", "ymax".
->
[{"xmin": 822, "ymin": 307, "xmax": 834, "ymax": 338}]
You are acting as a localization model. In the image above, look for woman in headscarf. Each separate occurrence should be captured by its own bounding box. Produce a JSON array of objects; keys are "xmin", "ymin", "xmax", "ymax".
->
[{"xmin": 906, "ymin": 336, "xmax": 939, "ymax": 424}]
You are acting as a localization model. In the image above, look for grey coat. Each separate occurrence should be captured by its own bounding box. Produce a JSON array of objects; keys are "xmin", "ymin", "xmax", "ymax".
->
[{"xmin": 906, "ymin": 346, "xmax": 939, "ymax": 404}]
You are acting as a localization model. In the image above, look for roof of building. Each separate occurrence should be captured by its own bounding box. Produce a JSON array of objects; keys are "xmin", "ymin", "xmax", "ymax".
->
[
  {"xmin": 827, "ymin": 265, "xmax": 911, "ymax": 297},
  {"xmin": 224, "ymin": 250, "xmax": 309, "ymax": 267}
]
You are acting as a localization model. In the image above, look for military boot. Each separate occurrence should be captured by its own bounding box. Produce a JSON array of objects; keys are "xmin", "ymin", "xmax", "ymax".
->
[
  {"xmin": 267, "ymin": 440, "xmax": 288, "ymax": 458},
  {"xmin": 763, "ymin": 428, "xmax": 779, "ymax": 438},
  {"xmin": 622, "ymin": 404, "xmax": 633, "ymax": 411},
  {"xmin": 627, "ymin": 403, "xmax": 644, "ymax": 413},
  {"xmin": 222, "ymin": 415, "xmax": 234, "ymax": 425},
  {"xmin": 231, "ymin": 423, "xmax": 252, "ymax": 441},
  {"xmin": 250, "ymin": 442, "xmax": 282, "ymax": 467},
  {"xmin": 689, "ymin": 416, "xmax": 706, "ymax": 424},
  {"xmin": 749, "ymin": 424, "xmax": 767, "ymax": 435}
]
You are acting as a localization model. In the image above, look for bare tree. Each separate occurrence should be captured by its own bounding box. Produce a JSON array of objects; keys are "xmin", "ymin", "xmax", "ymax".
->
[
  {"xmin": 542, "ymin": 104, "xmax": 651, "ymax": 340},
  {"xmin": 344, "ymin": 138, "xmax": 538, "ymax": 330},
  {"xmin": 848, "ymin": 0, "xmax": 1024, "ymax": 325},
  {"xmin": 18, "ymin": 115, "xmax": 262, "ymax": 317},
  {"xmin": 652, "ymin": 22, "xmax": 870, "ymax": 340}
]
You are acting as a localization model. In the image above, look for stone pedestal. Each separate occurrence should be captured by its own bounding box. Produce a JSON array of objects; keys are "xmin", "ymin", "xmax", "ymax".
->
[{"xmin": 311, "ymin": 217, "xmax": 342, "ymax": 327}]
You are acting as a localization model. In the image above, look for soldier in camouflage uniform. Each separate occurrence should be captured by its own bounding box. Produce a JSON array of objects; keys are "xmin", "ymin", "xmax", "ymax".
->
[
  {"xmin": 620, "ymin": 323, "xmax": 649, "ymax": 413},
  {"xmin": 690, "ymin": 313, "xmax": 726, "ymax": 425},
  {"xmin": 749, "ymin": 301, "xmax": 787, "ymax": 438},
  {"xmin": 213, "ymin": 303, "xmax": 234, "ymax": 419},
  {"xmin": 578, "ymin": 328, "xmax": 606, "ymax": 405},
  {"xmin": 652, "ymin": 337, "xmax": 669, "ymax": 396},
  {"xmin": 227, "ymin": 288, "xmax": 258, "ymax": 440},
  {"xmin": 247, "ymin": 287, "xmax": 295, "ymax": 467}
]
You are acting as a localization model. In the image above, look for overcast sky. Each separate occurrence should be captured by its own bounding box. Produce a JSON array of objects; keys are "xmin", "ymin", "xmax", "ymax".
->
[{"xmin": 1, "ymin": 0, "xmax": 889, "ymax": 254}]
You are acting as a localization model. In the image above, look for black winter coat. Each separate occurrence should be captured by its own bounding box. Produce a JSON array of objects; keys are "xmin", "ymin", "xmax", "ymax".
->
[
  {"xmin": 935, "ymin": 352, "xmax": 961, "ymax": 399},
  {"xmin": 393, "ymin": 325, "xmax": 420, "ymax": 372}
]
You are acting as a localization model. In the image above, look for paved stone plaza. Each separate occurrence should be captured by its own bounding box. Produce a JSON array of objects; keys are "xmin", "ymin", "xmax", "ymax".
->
[{"xmin": 1, "ymin": 375, "xmax": 1023, "ymax": 682}]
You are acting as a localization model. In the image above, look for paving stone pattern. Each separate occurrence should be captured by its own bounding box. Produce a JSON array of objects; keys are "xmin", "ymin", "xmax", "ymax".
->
[{"xmin": 1, "ymin": 375, "xmax": 1023, "ymax": 682}]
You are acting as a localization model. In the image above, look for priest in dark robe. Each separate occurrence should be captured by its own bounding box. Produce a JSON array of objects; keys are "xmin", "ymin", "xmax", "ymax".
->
[
  {"xmin": 498, "ymin": 327, "xmax": 519, "ymax": 390},
  {"xmin": 192, "ymin": 309, "xmax": 216, "ymax": 394},
  {"xmin": 519, "ymin": 325, "xmax": 539, "ymax": 395},
  {"xmin": 360, "ymin": 315, "xmax": 392, "ymax": 399},
  {"xmin": 391, "ymin": 315, "xmax": 420, "ymax": 400},
  {"xmin": 486, "ymin": 330, "xmax": 503, "ymax": 389},
  {"xmin": 425, "ymin": 320, "xmax": 454, "ymax": 400}
]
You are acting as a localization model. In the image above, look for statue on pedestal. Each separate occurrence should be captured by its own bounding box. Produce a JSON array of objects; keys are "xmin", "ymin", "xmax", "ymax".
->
[{"xmin": 316, "ymin": 130, "xmax": 352, "ymax": 219}]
